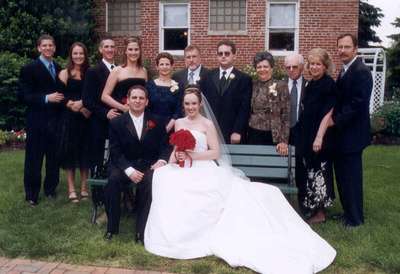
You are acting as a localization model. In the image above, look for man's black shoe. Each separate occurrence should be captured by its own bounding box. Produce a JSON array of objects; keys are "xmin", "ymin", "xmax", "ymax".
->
[
  {"xmin": 135, "ymin": 233, "xmax": 143, "ymax": 245},
  {"xmin": 46, "ymin": 193, "xmax": 57, "ymax": 200},
  {"xmin": 104, "ymin": 232, "xmax": 114, "ymax": 241},
  {"xmin": 27, "ymin": 199, "xmax": 38, "ymax": 207}
]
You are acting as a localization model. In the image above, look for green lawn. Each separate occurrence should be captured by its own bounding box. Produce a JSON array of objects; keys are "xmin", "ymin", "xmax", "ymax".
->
[{"xmin": 0, "ymin": 146, "xmax": 399, "ymax": 274}]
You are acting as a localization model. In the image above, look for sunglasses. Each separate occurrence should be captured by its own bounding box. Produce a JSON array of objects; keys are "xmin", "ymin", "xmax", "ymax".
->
[{"xmin": 217, "ymin": 51, "xmax": 232, "ymax": 57}]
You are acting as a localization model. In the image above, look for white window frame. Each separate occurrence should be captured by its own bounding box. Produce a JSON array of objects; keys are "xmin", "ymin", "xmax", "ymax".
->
[
  {"xmin": 159, "ymin": 1, "xmax": 190, "ymax": 56},
  {"xmin": 105, "ymin": 0, "xmax": 141, "ymax": 36},
  {"xmin": 208, "ymin": 0, "xmax": 248, "ymax": 35},
  {"xmin": 266, "ymin": 0, "xmax": 299, "ymax": 56}
]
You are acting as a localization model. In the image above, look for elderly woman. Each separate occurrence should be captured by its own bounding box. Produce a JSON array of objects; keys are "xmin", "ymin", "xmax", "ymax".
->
[
  {"xmin": 295, "ymin": 48, "xmax": 337, "ymax": 224},
  {"xmin": 248, "ymin": 51, "xmax": 290, "ymax": 155}
]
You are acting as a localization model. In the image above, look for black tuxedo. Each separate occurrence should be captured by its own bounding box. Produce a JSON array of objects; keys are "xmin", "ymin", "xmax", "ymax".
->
[
  {"xmin": 287, "ymin": 77, "xmax": 309, "ymax": 216},
  {"xmin": 172, "ymin": 66, "xmax": 209, "ymax": 88},
  {"xmin": 105, "ymin": 111, "xmax": 170, "ymax": 239},
  {"xmin": 200, "ymin": 68, "xmax": 252, "ymax": 143},
  {"xmin": 82, "ymin": 61, "xmax": 111, "ymax": 167},
  {"xmin": 18, "ymin": 58, "xmax": 62, "ymax": 202},
  {"xmin": 333, "ymin": 57, "xmax": 373, "ymax": 226}
]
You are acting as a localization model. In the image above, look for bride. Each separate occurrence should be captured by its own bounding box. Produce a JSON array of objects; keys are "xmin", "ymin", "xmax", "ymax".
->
[{"xmin": 144, "ymin": 86, "xmax": 336, "ymax": 274}]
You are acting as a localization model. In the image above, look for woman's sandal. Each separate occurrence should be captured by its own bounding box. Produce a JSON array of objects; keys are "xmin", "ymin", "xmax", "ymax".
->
[
  {"xmin": 68, "ymin": 191, "xmax": 79, "ymax": 203},
  {"xmin": 80, "ymin": 190, "xmax": 89, "ymax": 201}
]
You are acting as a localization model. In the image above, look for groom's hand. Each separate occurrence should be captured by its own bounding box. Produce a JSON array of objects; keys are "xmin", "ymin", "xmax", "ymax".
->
[
  {"xmin": 230, "ymin": 133, "xmax": 241, "ymax": 144},
  {"xmin": 151, "ymin": 160, "xmax": 167, "ymax": 170},
  {"xmin": 129, "ymin": 169, "xmax": 144, "ymax": 184}
]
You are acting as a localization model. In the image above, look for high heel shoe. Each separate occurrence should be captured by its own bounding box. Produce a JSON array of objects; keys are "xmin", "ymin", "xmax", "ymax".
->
[
  {"xmin": 80, "ymin": 190, "xmax": 89, "ymax": 201},
  {"xmin": 68, "ymin": 191, "xmax": 79, "ymax": 203}
]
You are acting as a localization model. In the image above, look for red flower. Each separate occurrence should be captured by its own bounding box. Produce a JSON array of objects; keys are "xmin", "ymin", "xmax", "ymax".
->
[
  {"xmin": 169, "ymin": 129, "xmax": 196, "ymax": 168},
  {"xmin": 147, "ymin": 120, "xmax": 156, "ymax": 130}
]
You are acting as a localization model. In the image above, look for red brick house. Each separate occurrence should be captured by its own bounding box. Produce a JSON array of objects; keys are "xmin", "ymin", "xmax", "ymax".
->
[{"xmin": 94, "ymin": 0, "xmax": 358, "ymax": 70}]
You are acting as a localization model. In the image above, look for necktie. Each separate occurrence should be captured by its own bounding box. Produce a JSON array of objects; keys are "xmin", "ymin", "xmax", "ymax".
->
[
  {"xmin": 290, "ymin": 80, "xmax": 298, "ymax": 127},
  {"xmin": 111, "ymin": 64, "xmax": 115, "ymax": 70},
  {"xmin": 48, "ymin": 63, "xmax": 56, "ymax": 80},
  {"xmin": 188, "ymin": 70, "xmax": 195, "ymax": 84},
  {"xmin": 340, "ymin": 67, "xmax": 346, "ymax": 78},
  {"xmin": 219, "ymin": 71, "xmax": 227, "ymax": 95}
]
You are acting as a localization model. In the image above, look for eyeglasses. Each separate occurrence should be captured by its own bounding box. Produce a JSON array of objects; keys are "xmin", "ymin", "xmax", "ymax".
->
[
  {"xmin": 217, "ymin": 51, "xmax": 232, "ymax": 57},
  {"xmin": 285, "ymin": 65, "xmax": 299, "ymax": 70}
]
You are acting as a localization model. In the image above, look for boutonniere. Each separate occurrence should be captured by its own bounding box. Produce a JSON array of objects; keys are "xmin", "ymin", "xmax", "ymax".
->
[
  {"xmin": 228, "ymin": 73, "xmax": 235, "ymax": 80},
  {"xmin": 146, "ymin": 120, "xmax": 156, "ymax": 130},
  {"xmin": 170, "ymin": 80, "xmax": 179, "ymax": 93},
  {"xmin": 268, "ymin": 83, "xmax": 278, "ymax": 96}
]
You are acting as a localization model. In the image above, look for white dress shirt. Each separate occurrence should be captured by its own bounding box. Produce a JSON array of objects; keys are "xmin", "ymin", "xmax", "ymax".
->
[
  {"xmin": 124, "ymin": 112, "xmax": 144, "ymax": 177},
  {"xmin": 102, "ymin": 58, "xmax": 116, "ymax": 72},
  {"xmin": 342, "ymin": 56, "xmax": 358, "ymax": 75},
  {"xmin": 288, "ymin": 76, "xmax": 303, "ymax": 118},
  {"xmin": 187, "ymin": 65, "xmax": 202, "ymax": 83},
  {"xmin": 219, "ymin": 66, "xmax": 234, "ymax": 80}
]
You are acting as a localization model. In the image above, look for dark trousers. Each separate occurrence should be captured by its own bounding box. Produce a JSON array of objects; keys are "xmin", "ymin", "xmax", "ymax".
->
[
  {"xmin": 247, "ymin": 127, "xmax": 273, "ymax": 145},
  {"xmin": 333, "ymin": 151, "xmax": 364, "ymax": 226},
  {"xmin": 104, "ymin": 168, "xmax": 153, "ymax": 241},
  {"xmin": 294, "ymin": 154, "xmax": 308, "ymax": 215},
  {"xmin": 24, "ymin": 126, "xmax": 60, "ymax": 202}
]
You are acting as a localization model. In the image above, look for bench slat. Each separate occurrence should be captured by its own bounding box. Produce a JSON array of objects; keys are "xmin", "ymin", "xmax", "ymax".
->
[
  {"xmin": 231, "ymin": 155, "xmax": 289, "ymax": 167},
  {"xmin": 232, "ymin": 166, "xmax": 289, "ymax": 178}
]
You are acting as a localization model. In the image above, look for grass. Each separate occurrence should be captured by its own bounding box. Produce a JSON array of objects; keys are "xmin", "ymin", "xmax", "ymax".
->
[{"xmin": 0, "ymin": 146, "xmax": 399, "ymax": 274}]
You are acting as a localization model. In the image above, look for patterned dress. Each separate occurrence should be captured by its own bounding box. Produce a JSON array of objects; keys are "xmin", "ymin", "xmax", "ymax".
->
[{"xmin": 295, "ymin": 74, "xmax": 337, "ymax": 211}]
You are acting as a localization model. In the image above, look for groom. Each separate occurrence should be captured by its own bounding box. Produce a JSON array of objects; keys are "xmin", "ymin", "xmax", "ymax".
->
[{"xmin": 104, "ymin": 85, "xmax": 171, "ymax": 242}]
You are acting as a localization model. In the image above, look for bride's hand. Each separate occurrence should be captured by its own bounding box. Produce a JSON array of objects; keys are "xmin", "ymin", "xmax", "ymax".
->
[{"xmin": 175, "ymin": 151, "xmax": 187, "ymax": 161}]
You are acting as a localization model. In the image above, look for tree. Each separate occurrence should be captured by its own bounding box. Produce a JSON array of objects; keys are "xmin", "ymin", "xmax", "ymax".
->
[
  {"xmin": 358, "ymin": 0, "xmax": 384, "ymax": 47},
  {"xmin": 0, "ymin": 0, "xmax": 98, "ymax": 58},
  {"xmin": 386, "ymin": 17, "xmax": 400, "ymax": 99}
]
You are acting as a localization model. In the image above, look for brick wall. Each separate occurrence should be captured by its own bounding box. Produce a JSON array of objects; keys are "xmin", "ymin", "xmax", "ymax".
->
[{"xmin": 94, "ymin": 0, "xmax": 358, "ymax": 76}]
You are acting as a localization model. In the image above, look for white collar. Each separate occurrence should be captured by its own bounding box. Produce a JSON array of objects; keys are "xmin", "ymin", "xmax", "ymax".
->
[
  {"xmin": 343, "ymin": 56, "xmax": 358, "ymax": 72},
  {"xmin": 102, "ymin": 58, "xmax": 115, "ymax": 71},
  {"xmin": 129, "ymin": 111, "xmax": 144, "ymax": 122},
  {"xmin": 219, "ymin": 66, "xmax": 234, "ymax": 79}
]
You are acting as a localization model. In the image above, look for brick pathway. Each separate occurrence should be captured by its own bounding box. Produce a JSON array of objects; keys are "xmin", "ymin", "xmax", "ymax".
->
[{"xmin": 0, "ymin": 257, "xmax": 172, "ymax": 274}]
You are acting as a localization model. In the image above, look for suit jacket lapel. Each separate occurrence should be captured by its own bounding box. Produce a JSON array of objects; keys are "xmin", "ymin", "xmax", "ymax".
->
[
  {"xmin": 125, "ymin": 113, "xmax": 139, "ymax": 141},
  {"xmin": 37, "ymin": 59, "xmax": 56, "ymax": 83},
  {"xmin": 140, "ymin": 113, "xmax": 149, "ymax": 142},
  {"xmin": 222, "ymin": 68, "xmax": 238, "ymax": 96},
  {"xmin": 211, "ymin": 70, "xmax": 221, "ymax": 95}
]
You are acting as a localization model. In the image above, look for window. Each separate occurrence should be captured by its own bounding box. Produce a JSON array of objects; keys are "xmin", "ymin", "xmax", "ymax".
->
[
  {"xmin": 160, "ymin": 2, "xmax": 190, "ymax": 55},
  {"xmin": 266, "ymin": 1, "xmax": 299, "ymax": 55},
  {"xmin": 209, "ymin": 0, "xmax": 247, "ymax": 33},
  {"xmin": 106, "ymin": 0, "xmax": 141, "ymax": 35}
]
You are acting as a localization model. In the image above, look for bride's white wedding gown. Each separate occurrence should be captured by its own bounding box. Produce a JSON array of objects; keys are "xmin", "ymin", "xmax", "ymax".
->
[{"xmin": 145, "ymin": 130, "xmax": 336, "ymax": 274}]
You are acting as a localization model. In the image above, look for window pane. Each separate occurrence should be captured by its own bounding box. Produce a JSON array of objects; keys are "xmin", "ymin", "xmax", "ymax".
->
[
  {"xmin": 269, "ymin": 31, "xmax": 295, "ymax": 51},
  {"xmin": 163, "ymin": 28, "xmax": 188, "ymax": 50},
  {"xmin": 164, "ymin": 5, "xmax": 188, "ymax": 27},
  {"xmin": 269, "ymin": 4, "xmax": 295, "ymax": 28},
  {"xmin": 108, "ymin": 0, "xmax": 140, "ymax": 33},
  {"xmin": 209, "ymin": 0, "xmax": 246, "ymax": 31}
]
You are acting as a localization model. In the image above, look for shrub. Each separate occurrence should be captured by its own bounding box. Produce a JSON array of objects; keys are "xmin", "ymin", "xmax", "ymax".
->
[
  {"xmin": 242, "ymin": 64, "xmax": 286, "ymax": 81},
  {"xmin": 371, "ymin": 101, "xmax": 400, "ymax": 137},
  {"xmin": 0, "ymin": 52, "xmax": 30, "ymax": 130}
]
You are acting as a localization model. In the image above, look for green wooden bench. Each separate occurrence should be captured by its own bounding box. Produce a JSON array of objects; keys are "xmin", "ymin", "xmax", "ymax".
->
[
  {"xmin": 88, "ymin": 144, "xmax": 297, "ymax": 223},
  {"xmin": 226, "ymin": 144, "xmax": 297, "ymax": 195}
]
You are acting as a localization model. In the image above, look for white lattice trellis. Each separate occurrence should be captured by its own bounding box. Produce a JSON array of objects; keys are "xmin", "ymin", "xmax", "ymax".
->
[{"xmin": 357, "ymin": 48, "xmax": 386, "ymax": 113}]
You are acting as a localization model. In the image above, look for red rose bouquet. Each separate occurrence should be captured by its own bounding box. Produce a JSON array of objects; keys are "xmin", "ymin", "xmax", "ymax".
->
[{"xmin": 169, "ymin": 129, "xmax": 196, "ymax": 168}]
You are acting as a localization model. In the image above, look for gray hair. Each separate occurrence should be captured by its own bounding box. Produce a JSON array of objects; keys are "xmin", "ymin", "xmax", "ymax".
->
[
  {"xmin": 284, "ymin": 53, "xmax": 304, "ymax": 66},
  {"xmin": 253, "ymin": 51, "xmax": 275, "ymax": 68}
]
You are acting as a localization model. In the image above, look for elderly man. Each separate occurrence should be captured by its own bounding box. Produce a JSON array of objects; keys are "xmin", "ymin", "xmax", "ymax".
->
[
  {"xmin": 284, "ymin": 53, "xmax": 309, "ymax": 216},
  {"xmin": 173, "ymin": 45, "xmax": 209, "ymax": 87},
  {"xmin": 331, "ymin": 33, "xmax": 372, "ymax": 227}
]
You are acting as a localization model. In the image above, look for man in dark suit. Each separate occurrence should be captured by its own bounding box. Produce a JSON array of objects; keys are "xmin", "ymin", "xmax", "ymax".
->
[
  {"xmin": 284, "ymin": 53, "xmax": 309, "ymax": 216},
  {"xmin": 172, "ymin": 45, "xmax": 209, "ymax": 87},
  {"xmin": 200, "ymin": 40, "xmax": 252, "ymax": 144},
  {"xmin": 82, "ymin": 37, "xmax": 118, "ymax": 170},
  {"xmin": 331, "ymin": 33, "xmax": 373, "ymax": 227},
  {"xmin": 104, "ymin": 85, "xmax": 170, "ymax": 242},
  {"xmin": 18, "ymin": 34, "xmax": 64, "ymax": 206}
]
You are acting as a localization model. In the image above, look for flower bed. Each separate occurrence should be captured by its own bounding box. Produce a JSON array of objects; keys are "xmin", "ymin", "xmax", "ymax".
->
[{"xmin": 0, "ymin": 129, "xmax": 26, "ymax": 150}]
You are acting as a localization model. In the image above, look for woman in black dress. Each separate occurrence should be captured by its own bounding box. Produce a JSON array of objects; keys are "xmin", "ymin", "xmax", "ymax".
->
[
  {"xmin": 295, "ymin": 48, "xmax": 337, "ymax": 223},
  {"xmin": 146, "ymin": 52, "xmax": 183, "ymax": 133},
  {"xmin": 101, "ymin": 37, "xmax": 147, "ymax": 114},
  {"xmin": 58, "ymin": 42, "xmax": 91, "ymax": 203}
]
